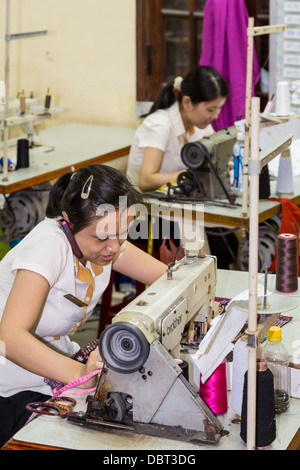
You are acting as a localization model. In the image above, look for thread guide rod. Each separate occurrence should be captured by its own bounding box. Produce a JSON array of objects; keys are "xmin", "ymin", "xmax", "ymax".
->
[
  {"xmin": 241, "ymin": 18, "xmax": 286, "ymax": 217},
  {"xmin": 247, "ymin": 96, "xmax": 261, "ymax": 450},
  {"xmin": 2, "ymin": 0, "xmax": 48, "ymax": 182},
  {"xmin": 5, "ymin": 30, "xmax": 48, "ymax": 41},
  {"xmin": 263, "ymin": 266, "xmax": 268, "ymax": 310}
]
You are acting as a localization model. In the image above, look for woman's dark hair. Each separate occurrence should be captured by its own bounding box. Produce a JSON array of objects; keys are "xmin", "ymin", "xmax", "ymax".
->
[
  {"xmin": 144, "ymin": 65, "xmax": 229, "ymax": 117},
  {"xmin": 46, "ymin": 164, "xmax": 144, "ymax": 233}
]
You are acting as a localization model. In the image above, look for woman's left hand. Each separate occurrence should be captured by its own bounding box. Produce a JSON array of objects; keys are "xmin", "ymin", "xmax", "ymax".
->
[{"xmin": 79, "ymin": 346, "xmax": 104, "ymax": 389}]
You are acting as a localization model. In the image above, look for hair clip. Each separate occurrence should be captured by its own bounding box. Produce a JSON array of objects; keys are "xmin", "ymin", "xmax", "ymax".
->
[
  {"xmin": 81, "ymin": 175, "xmax": 94, "ymax": 199},
  {"xmin": 173, "ymin": 76, "xmax": 183, "ymax": 92}
]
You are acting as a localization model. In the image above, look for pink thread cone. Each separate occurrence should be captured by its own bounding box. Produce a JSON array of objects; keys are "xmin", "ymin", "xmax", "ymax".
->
[{"xmin": 200, "ymin": 359, "xmax": 228, "ymax": 415}]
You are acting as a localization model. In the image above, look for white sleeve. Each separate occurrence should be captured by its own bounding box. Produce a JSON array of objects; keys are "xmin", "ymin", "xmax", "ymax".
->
[
  {"xmin": 11, "ymin": 232, "xmax": 69, "ymax": 288},
  {"xmin": 136, "ymin": 111, "xmax": 172, "ymax": 152}
]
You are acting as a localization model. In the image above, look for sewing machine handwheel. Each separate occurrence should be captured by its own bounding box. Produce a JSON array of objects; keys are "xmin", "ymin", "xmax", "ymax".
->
[
  {"xmin": 181, "ymin": 141, "xmax": 207, "ymax": 169},
  {"xmin": 99, "ymin": 322, "xmax": 150, "ymax": 374}
]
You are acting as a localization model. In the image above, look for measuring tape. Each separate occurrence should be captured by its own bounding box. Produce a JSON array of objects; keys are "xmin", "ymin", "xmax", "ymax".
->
[
  {"xmin": 25, "ymin": 369, "xmax": 102, "ymax": 425},
  {"xmin": 52, "ymin": 368, "xmax": 102, "ymax": 399}
]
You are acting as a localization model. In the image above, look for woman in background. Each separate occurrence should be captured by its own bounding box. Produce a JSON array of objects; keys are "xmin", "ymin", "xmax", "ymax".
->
[{"xmin": 126, "ymin": 65, "xmax": 229, "ymax": 192}]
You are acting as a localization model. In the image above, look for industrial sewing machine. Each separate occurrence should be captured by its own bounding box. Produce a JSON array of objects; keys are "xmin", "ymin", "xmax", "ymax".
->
[
  {"xmin": 0, "ymin": 94, "xmax": 56, "ymax": 145},
  {"xmin": 67, "ymin": 248, "xmax": 228, "ymax": 445},
  {"xmin": 147, "ymin": 126, "xmax": 238, "ymax": 205},
  {"xmin": 0, "ymin": 94, "xmax": 62, "ymax": 243}
]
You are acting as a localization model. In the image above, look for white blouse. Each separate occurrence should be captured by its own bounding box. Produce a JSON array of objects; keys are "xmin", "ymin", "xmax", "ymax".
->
[
  {"xmin": 0, "ymin": 217, "xmax": 113, "ymax": 397},
  {"xmin": 126, "ymin": 101, "xmax": 214, "ymax": 187}
]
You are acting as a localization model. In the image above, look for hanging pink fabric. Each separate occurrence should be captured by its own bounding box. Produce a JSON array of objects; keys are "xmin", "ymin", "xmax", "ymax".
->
[
  {"xmin": 200, "ymin": 359, "xmax": 228, "ymax": 415},
  {"xmin": 199, "ymin": 0, "xmax": 260, "ymax": 131}
]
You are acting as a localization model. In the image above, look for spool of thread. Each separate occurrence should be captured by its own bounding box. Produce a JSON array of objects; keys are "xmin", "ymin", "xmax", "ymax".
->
[
  {"xmin": 19, "ymin": 90, "xmax": 25, "ymax": 114},
  {"xmin": 275, "ymin": 81, "xmax": 291, "ymax": 116},
  {"xmin": 276, "ymin": 233, "xmax": 298, "ymax": 293},
  {"xmin": 199, "ymin": 359, "xmax": 228, "ymax": 415},
  {"xmin": 45, "ymin": 88, "xmax": 51, "ymax": 111},
  {"xmin": 16, "ymin": 139, "xmax": 29, "ymax": 169},
  {"xmin": 231, "ymin": 337, "xmax": 248, "ymax": 417},
  {"xmin": 240, "ymin": 359, "xmax": 276, "ymax": 448},
  {"xmin": 276, "ymin": 149, "xmax": 294, "ymax": 196}
]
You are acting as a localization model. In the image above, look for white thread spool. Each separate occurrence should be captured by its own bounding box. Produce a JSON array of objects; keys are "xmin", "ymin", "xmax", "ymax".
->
[
  {"xmin": 276, "ymin": 148, "xmax": 294, "ymax": 196},
  {"xmin": 230, "ymin": 337, "xmax": 248, "ymax": 417},
  {"xmin": 275, "ymin": 81, "xmax": 291, "ymax": 116}
]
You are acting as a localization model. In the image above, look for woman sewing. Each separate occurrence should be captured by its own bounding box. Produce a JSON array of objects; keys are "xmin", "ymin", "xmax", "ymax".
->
[
  {"xmin": 126, "ymin": 65, "xmax": 229, "ymax": 192},
  {"xmin": 0, "ymin": 164, "xmax": 166, "ymax": 446},
  {"xmin": 126, "ymin": 65, "xmax": 230, "ymax": 263}
]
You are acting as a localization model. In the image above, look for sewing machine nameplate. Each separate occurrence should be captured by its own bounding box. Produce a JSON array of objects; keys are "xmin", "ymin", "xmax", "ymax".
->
[{"xmin": 161, "ymin": 297, "xmax": 187, "ymax": 355}]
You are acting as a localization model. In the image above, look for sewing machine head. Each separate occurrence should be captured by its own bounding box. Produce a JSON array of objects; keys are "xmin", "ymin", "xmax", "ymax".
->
[
  {"xmin": 175, "ymin": 126, "xmax": 237, "ymax": 203},
  {"xmin": 66, "ymin": 250, "xmax": 227, "ymax": 444},
  {"xmin": 99, "ymin": 250, "xmax": 217, "ymax": 373}
]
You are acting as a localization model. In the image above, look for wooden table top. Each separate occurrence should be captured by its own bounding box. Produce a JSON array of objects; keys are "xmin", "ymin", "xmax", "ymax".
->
[{"xmin": 0, "ymin": 123, "xmax": 135, "ymax": 194}]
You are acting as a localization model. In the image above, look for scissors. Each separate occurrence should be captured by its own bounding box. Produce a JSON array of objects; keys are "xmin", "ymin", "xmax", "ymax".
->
[{"xmin": 26, "ymin": 396, "xmax": 77, "ymax": 418}]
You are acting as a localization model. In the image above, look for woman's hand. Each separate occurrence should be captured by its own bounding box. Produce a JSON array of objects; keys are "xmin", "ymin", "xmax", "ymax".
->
[
  {"xmin": 79, "ymin": 346, "xmax": 104, "ymax": 389},
  {"xmin": 0, "ymin": 269, "xmax": 104, "ymax": 389}
]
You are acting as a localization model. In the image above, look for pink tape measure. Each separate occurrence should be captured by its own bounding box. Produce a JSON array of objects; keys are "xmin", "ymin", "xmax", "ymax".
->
[{"xmin": 52, "ymin": 368, "xmax": 102, "ymax": 399}]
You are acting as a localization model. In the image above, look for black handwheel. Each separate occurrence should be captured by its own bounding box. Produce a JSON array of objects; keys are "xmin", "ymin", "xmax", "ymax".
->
[
  {"xmin": 181, "ymin": 141, "xmax": 207, "ymax": 169},
  {"xmin": 99, "ymin": 322, "xmax": 150, "ymax": 374}
]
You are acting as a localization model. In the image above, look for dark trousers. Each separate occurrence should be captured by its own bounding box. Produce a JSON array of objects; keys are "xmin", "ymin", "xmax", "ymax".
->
[{"xmin": 0, "ymin": 390, "xmax": 51, "ymax": 448}]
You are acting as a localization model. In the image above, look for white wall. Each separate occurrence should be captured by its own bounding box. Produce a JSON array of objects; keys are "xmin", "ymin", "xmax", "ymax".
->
[{"xmin": 0, "ymin": 0, "xmax": 136, "ymax": 129}]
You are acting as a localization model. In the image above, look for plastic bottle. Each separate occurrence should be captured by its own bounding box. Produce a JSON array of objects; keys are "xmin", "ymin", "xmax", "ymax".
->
[
  {"xmin": 262, "ymin": 326, "xmax": 290, "ymax": 413},
  {"xmin": 232, "ymin": 132, "xmax": 245, "ymax": 193}
]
